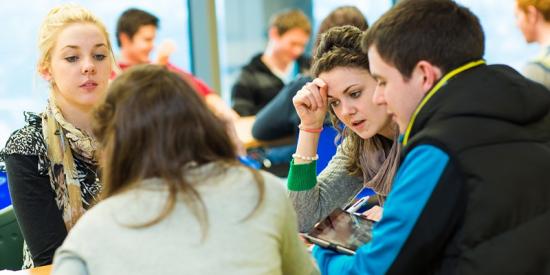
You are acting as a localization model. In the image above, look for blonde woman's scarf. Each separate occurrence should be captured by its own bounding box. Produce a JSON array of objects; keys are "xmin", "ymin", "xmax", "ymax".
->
[{"xmin": 41, "ymin": 96, "xmax": 98, "ymax": 230}]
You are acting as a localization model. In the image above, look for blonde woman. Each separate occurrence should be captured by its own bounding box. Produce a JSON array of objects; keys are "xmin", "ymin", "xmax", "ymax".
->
[{"xmin": 0, "ymin": 4, "xmax": 115, "ymax": 268}]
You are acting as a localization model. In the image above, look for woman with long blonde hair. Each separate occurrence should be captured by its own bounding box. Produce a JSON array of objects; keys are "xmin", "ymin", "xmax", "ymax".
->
[{"xmin": 0, "ymin": 4, "xmax": 115, "ymax": 268}]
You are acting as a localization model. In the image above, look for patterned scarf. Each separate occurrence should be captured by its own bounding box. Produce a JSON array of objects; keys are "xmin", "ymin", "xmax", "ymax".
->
[{"xmin": 41, "ymin": 96, "xmax": 98, "ymax": 231}]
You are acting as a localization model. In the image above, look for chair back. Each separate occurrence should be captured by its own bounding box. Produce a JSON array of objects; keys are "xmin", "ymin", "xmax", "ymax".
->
[
  {"xmin": 316, "ymin": 124, "xmax": 340, "ymax": 175},
  {"xmin": 0, "ymin": 167, "xmax": 11, "ymax": 209},
  {"xmin": 0, "ymin": 205, "xmax": 24, "ymax": 270}
]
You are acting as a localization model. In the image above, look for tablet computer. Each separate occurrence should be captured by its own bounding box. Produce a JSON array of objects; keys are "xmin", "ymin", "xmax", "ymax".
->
[{"xmin": 302, "ymin": 208, "xmax": 374, "ymax": 255}]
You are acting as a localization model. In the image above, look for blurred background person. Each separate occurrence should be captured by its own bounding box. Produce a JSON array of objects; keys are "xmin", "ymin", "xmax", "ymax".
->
[
  {"xmin": 252, "ymin": 6, "xmax": 370, "ymax": 141},
  {"xmin": 115, "ymin": 8, "xmax": 244, "ymax": 155},
  {"xmin": 231, "ymin": 9, "xmax": 312, "ymax": 116}
]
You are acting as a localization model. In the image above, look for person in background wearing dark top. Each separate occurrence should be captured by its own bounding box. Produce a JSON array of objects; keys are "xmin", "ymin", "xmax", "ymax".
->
[
  {"xmin": 515, "ymin": 0, "xmax": 550, "ymax": 90},
  {"xmin": 115, "ymin": 8, "xmax": 245, "ymax": 156},
  {"xmin": 0, "ymin": 4, "xmax": 115, "ymax": 268},
  {"xmin": 231, "ymin": 9, "xmax": 311, "ymax": 116},
  {"xmin": 314, "ymin": 0, "xmax": 550, "ymax": 274},
  {"xmin": 253, "ymin": 6, "xmax": 369, "ymax": 141}
]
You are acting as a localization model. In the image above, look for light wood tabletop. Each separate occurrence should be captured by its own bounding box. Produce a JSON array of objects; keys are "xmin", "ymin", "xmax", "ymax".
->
[{"xmin": 7, "ymin": 265, "xmax": 51, "ymax": 275}]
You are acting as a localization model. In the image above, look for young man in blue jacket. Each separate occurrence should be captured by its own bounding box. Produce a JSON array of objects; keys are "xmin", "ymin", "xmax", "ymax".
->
[{"xmin": 313, "ymin": 0, "xmax": 550, "ymax": 274}]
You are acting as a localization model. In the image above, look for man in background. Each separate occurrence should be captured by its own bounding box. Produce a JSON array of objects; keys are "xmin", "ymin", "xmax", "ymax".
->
[
  {"xmin": 515, "ymin": 0, "xmax": 550, "ymax": 89},
  {"xmin": 116, "ymin": 8, "xmax": 240, "ymax": 123},
  {"xmin": 115, "ymin": 8, "xmax": 244, "ymax": 156},
  {"xmin": 231, "ymin": 9, "xmax": 311, "ymax": 116}
]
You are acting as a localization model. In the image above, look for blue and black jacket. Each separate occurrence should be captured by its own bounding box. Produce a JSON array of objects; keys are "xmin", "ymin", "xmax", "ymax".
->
[{"xmin": 314, "ymin": 61, "xmax": 550, "ymax": 274}]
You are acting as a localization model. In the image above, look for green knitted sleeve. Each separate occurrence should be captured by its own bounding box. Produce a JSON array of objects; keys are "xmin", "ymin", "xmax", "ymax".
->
[{"xmin": 287, "ymin": 159, "xmax": 317, "ymax": 191}]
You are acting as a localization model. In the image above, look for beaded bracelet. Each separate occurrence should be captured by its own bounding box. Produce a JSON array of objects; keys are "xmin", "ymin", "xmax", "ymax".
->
[
  {"xmin": 292, "ymin": 153, "xmax": 319, "ymax": 161},
  {"xmin": 298, "ymin": 124, "xmax": 323, "ymax": 133}
]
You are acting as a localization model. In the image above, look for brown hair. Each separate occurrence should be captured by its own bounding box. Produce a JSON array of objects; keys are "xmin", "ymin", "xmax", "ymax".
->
[
  {"xmin": 269, "ymin": 9, "xmax": 311, "ymax": 36},
  {"xmin": 312, "ymin": 26, "xmax": 400, "ymax": 203},
  {"xmin": 115, "ymin": 8, "xmax": 159, "ymax": 48},
  {"xmin": 317, "ymin": 6, "xmax": 368, "ymax": 37},
  {"xmin": 517, "ymin": 0, "xmax": 550, "ymax": 21},
  {"xmin": 362, "ymin": 0, "xmax": 484, "ymax": 79},
  {"xmin": 313, "ymin": 6, "xmax": 369, "ymax": 51},
  {"xmin": 93, "ymin": 65, "xmax": 264, "ymax": 236}
]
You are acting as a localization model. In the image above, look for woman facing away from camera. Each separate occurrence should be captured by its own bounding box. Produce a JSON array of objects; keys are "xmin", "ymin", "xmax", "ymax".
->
[
  {"xmin": 52, "ymin": 65, "xmax": 319, "ymax": 275},
  {"xmin": 0, "ymin": 4, "xmax": 115, "ymax": 268},
  {"xmin": 287, "ymin": 26, "xmax": 401, "ymax": 232}
]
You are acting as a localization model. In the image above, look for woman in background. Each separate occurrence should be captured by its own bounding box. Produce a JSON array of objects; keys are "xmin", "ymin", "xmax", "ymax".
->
[
  {"xmin": 0, "ymin": 4, "xmax": 115, "ymax": 267},
  {"xmin": 52, "ymin": 65, "xmax": 318, "ymax": 275}
]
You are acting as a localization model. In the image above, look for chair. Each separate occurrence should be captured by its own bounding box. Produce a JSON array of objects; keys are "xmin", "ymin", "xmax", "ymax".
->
[
  {"xmin": 316, "ymin": 124, "xmax": 340, "ymax": 175},
  {"xmin": 0, "ymin": 169, "xmax": 11, "ymax": 209},
  {"xmin": 0, "ymin": 205, "xmax": 24, "ymax": 270}
]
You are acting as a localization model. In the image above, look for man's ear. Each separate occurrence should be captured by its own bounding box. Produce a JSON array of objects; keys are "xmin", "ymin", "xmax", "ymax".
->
[
  {"xmin": 119, "ymin": 33, "xmax": 132, "ymax": 48},
  {"xmin": 415, "ymin": 60, "xmax": 443, "ymax": 95},
  {"xmin": 527, "ymin": 5, "xmax": 545, "ymax": 24},
  {"xmin": 268, "ymin": 26, "xmax": 280, "ymax": 41}
]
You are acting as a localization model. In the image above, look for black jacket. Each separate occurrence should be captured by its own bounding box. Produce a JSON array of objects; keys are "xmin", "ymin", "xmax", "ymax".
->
[
  {"xmin": 231, "ymin": 53, "xmax": 310, "ymax": 116},
  {"xmin": 252, "ymin": 76, "xmax": 311, "ymax": 140},
  {"xmin": 395, "ymin": 63, "xmax": 550, "ymax": 274}
]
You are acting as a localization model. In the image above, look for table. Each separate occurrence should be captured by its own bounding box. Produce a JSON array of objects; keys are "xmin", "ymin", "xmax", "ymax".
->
[
  {"xmin": 234, "ymin": 116, "xmax": 294, "ymax": 149},
  {"xmin": 234, "ymin": 116, "xmax": 258, "ymax": 148},
  {"xmin": 9, "ymin": 265, "xmax": 51, "ymax": 275}
]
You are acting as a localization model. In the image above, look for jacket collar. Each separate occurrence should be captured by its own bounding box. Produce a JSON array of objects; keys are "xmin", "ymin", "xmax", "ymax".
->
[{"xmin": 402, "ymin": 60, "xmax": 486, "ymax": 146}]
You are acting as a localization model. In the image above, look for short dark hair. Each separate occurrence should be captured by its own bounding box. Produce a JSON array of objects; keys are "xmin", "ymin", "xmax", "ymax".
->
[
  {"xmin": 362, "ymin": 0, "xmax": 484, "ymax": 78},
  {"xmin": 115, "ymin": 8, "xmax": 159, "ymax": 48}
]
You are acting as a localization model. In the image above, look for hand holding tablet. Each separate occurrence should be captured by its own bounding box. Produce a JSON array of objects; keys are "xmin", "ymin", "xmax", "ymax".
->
[{"xmin": 302, "ymin": 208, "xmax": 375, "ymax": 255}]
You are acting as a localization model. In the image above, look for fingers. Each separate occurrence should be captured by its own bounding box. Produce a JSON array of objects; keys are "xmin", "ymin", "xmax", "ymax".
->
[
  {"xmin": 293, "ymin": 86, "xmax": 314, "ymax": 110},
  {"xmin": 304, "ymin": 82, "xmax": 322, "ymax": 111},
  {"xmin": 307, "ymin": 81, "xmax": 324, "ymax": 109},
  {"xmin": 293, "ymin": 80, "xmax": 328, "ymax": 111},
  {"xmin": 312, "ymin": 78, "xmax": 328, "ymax": 105},
  {"xmin": 362, "ymin": 206, "xmax": 383, "ymax": 222}
]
